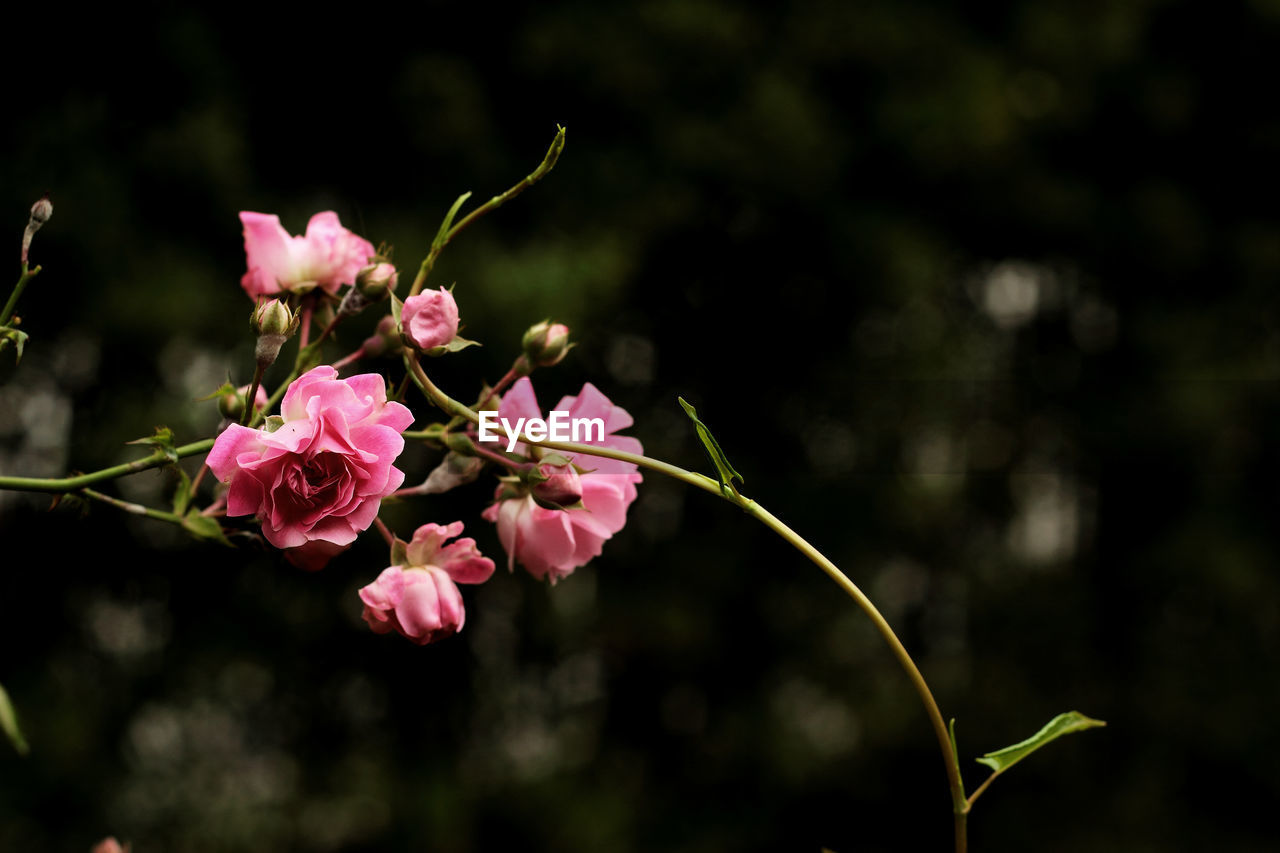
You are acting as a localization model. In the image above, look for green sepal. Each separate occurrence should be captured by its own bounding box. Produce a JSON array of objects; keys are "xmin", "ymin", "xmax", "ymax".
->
[
  {"xmin": 171, "ymin": 468, "xmax": 193, "ymax": 516},
  {"xmin": 127, "ymin": 426, "xmax": 178, "ymax": 465},
  {"xmin": 530, "ymin": 494, "xmax": 587, "ymax": 512},
  {"xmin": 0, "ymin": 326, "xmax": 29, "ymax": 363},
  {"xmin": 434, "ymin": 192, "xmax": 473, "ymax": 250},
  {"xmin": 262, "ymin": 415, "xmax": 286, "ymax": 433},
  {"xmin": 976, "ymin": 711, "xmax": 1106, "ymax": 774},
  {"xmin": 389, "ymin": 293, "xmax": 403, "ymax": 326},
  {"xmin": 180, "ymin": 511, "xmax": 231, "ymax": 546},
  {"xmin": 678, "ymin": 397, "xmax": 744, "ymax": 498},
  {"xmin": 389, "ymin": 535, "xmax": 409, "ymax": 569},
  {"xmin": 0, "ymin": 681, "xmax": 29, "ymax": 755},
  {"xmin": 196, "ymin": 381, "xmax": 239, "ymax": 402},
  {"xmin": 425, "ymin": 335, "xmax": 481, "ymax": 356}
]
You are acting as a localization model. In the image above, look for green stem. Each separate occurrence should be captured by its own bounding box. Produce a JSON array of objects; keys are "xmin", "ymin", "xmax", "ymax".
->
[
  {"xmin": 0, "ymin": 439, "xmax": 215, "ymax": 493},
  {"xmin": 80, "ymin": 487, "xmax": 183, "ymax": 524},
  {"xmin": 407, "ymin": 126, "xmax": 566, "ymax": 298},
  {"xmin": 0, "ymin": 264, "xmax": 40, "ymax": 327},
  {"xmin": 405, "ymin": 353, "xmax": 969, "ymax": 849}
]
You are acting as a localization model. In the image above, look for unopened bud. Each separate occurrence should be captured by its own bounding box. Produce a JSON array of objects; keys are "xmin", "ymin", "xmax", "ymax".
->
[
  {"xmin": 356, "ymin": 262, "xmax": 398, "ymax": 302},
  {"xmin": 21, "ymin": 194, "xmax": 52, "ymax": 266},
  {"xmin": 252, "ymin": 299, "xmax": 298, "ymax": 366},
  {"xmin": 218, "ymin": 384, "xmax": 269, "ymax": 420},
  {"xmin": 360, "ymin": 314, "xmax": 403, "ymax": 359},
  {"xmin": 521, "ymin": 320, "xmax": 572, "ymax": 368},
  {"xmin": 528, "ymin": 460, "xmax": 584, "ymax": 510},
  {"xmin": 90, "ymin": 838, "xmax": 130, "ymax": 853}
]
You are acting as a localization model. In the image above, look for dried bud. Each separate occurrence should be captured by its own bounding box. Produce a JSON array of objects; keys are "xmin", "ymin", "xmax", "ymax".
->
[
  {"xmin": 356, "ymin": 262, "xmax": 398, "ymax": 302},
  {"xmin": 521, "ymin": 320, "xmax": 572, "ymax": 368},
  {"xmin": 252, "ymin": 299, "xmax": 298, "ymax": 367}
]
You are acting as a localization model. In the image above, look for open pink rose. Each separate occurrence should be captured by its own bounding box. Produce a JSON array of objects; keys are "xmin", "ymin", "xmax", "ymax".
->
[
  {"xmin": 481, "ymin": 378, "xmax": 642, "ymax": 582},
  {"xmin": 400, "ymin": 287, "xmax": 459, "ymax": 351},
  {"xmin": 207, "ymin": 366, "xmax": 413, "ymax": 568},
  {"xmin": 359, "ymin": 521, "xmax": 495, "ymax": 644},
  {"xmin": 240, "ymin": 210, "xmax": 375, "ymax": 299}
]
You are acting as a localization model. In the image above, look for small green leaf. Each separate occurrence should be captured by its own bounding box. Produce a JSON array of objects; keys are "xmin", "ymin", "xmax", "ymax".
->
[
  {"xmin": 0, "ymin": 326, "xmax": 29, "ymax": 362},
  {"xmin": 171, "ymin": 468, "xmax": 193, "ymax": 516},
  {"xmin": 678, "ymin": 397, "xmax": 744, "ymax": 498},
  {"xmin": 181, "ymin": 511, "xmax": 231, "ymax": 546},
  {"xmin": 127, "ymin": 426, "xmax": 178, "ymax": 464},
  {"xmin": 433, "ymin": 192, "xmax": 473, "ymax": 249},
  {"xmin": 0, "ymin": 681, "xmax": 30, "ymax": 755},
  {"xmin": 976, "ymin": 711, "xmax": 1106, "ymax": 774},
  {"xmin": 196, "ymin": 381, "xmax": 239, "ymax": 403},
  {"xmin": 427, "ymin": 334, "xmax": 481, "ymax": 355},
  {"xmin": 389, "ymin": 293, "xmax": 403, "ymax": 326}
]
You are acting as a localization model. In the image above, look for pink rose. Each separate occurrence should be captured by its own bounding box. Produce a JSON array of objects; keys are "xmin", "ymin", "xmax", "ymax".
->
[
  {"xmin": 359, "ymin": 522, "xmax": 495, "ymax": 644},
  {"xmin": 481, "ymin": 378, "xmax": 642, "ymax": 583},
  {"xmin": 240, "ymin": 210, "xmax": 375, "ymax": 299},
  {"xmin": 400, "ymin": 287, "xmax": 459, "ymax": 351},
  {"xmin": 207, "ymin": 366, "xmax": 413, "ymax": 568}
]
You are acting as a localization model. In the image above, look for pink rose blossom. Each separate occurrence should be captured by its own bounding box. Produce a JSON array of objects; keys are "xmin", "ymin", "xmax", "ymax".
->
[
  {"xmin": 359, "ymin": 522, "xmax": 495, "ymax": 644},
  {"xmin": 240, "ymin": 211, "xmax": 375, "ymax": 299},
  {"xmin": 481, "ymin": 378, "xmax": 642, "ymax": 583},
  {"xmin": 207, "ymin": 366, "xmax": 413, "ymax": 568},
  {"xmin": 400, "ymin": 287, "xmax": 460, "ymax": 351}
]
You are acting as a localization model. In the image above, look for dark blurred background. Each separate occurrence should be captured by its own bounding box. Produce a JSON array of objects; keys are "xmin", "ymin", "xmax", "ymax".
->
[{"xmin": 2, "ymin": 2, "xmax": 1278, "ymax": 851}]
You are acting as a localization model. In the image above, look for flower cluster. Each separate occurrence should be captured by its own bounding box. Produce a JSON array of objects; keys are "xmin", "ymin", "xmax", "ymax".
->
[
  {"xmin": 482, "ymin": 378, "xmax": 642, "ymax": 583},
  {"xmin": 203, "ymin": 205, "xmax": 641, "ymax": 643}
]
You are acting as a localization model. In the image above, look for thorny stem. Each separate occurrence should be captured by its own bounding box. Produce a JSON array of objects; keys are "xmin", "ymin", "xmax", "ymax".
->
[
  {"xmin": 404, "ymin": 353, "xmax": 969, "ymax": 849},
  {"xmin": 80, "ymin": 488, "xmax": 182, "ymax": 524},
  {"xmin": 0, "ymin": 440, "xmax": 215, "ymax": 493}
]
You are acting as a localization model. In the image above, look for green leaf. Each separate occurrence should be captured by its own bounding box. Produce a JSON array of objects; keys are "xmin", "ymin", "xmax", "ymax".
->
[
  {"xmin": 0, "ymin": 681, "xmax": 29, "ymax": 755},
  {"xmin": 0, "ymin": 326, "xmax": 29, "ymax": 362},
  {"xmin": 171, "ymin": 468, "xmax": 193, "ymax": 516},
  {"xmin": 678, "ymin": 397, "xmax": 744, "ymax": 498},
  {"xmin": 196, "ymin": 381, "xmax": 238, "ymax": 402},
  {"xmin": 180, "ymin": 511, "xmax": 231, "ymax": 546},
  {"xmin": 976, "ymin": 711, "xmax": 1106, "ymax": 774},
  {"xmin": 433, "ymin": 192, "xmax": 473, "ymax": 249},
  {"xmin": 127, "ymin": 426, "xmax": 178, "ymax": 464}
]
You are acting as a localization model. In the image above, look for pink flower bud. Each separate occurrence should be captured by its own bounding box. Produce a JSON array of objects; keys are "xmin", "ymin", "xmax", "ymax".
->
[
  {"xmin": 91, "ymin": 838, "xmax": 129, "ymax": 853},
  {"xmin": 356, "ymin": 262, "xmax": 398, "ymax": 301},
  {"xmin": 400, "ymin": 287, "xmax": 459, "ymax": 352},
  {"xmin": 530, "ymin": 460, "xmax": 583, "ymax": 509},
  {"xmin": 360, "ymin": 315, "xmax": 403, "ymax": 359},
  {"xmin": 522, "ymin": 320, "xmax": 572, "ymax": 367},
  {"xmin": 359, "ymin": 522, "xmax": 495, "ymax": 644}
]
